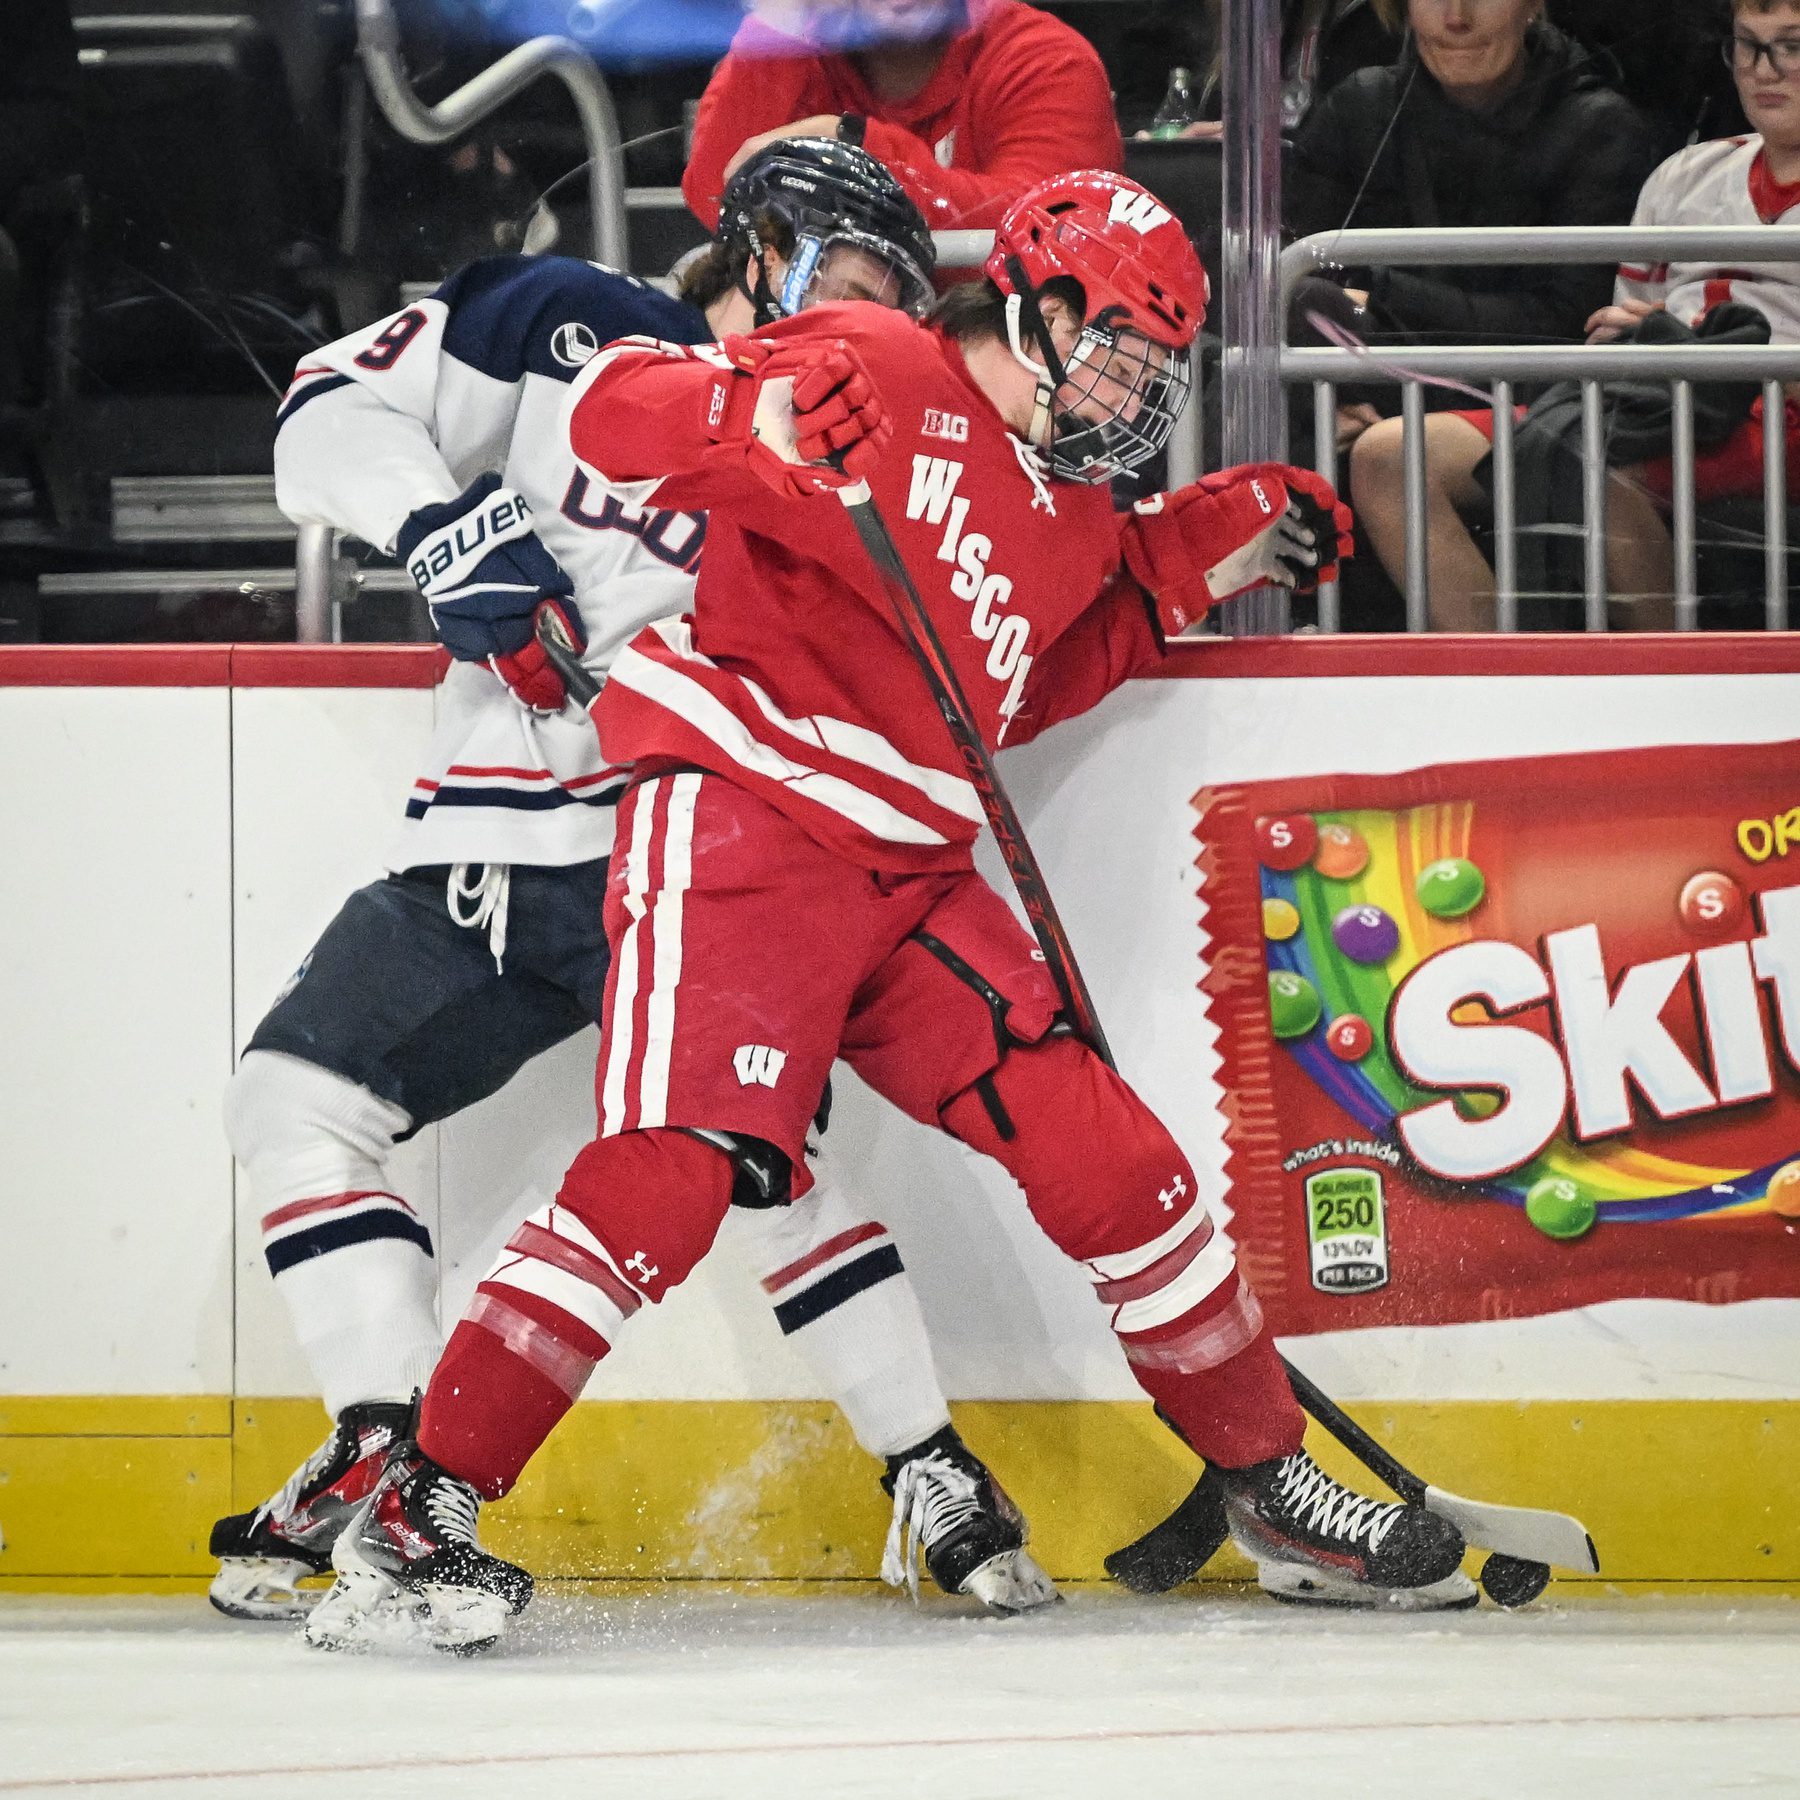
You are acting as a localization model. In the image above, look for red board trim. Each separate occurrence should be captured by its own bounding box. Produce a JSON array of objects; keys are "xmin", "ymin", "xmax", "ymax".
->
[
  {"xmin": 0, "ymin": 644, "xmax": 446, "ymax": 688},
  {"xmin": 6, "ymin": 635, "xmax": 1800, "ymax": 689},
  {"xmin": 0, "ymin": 646, "xmax": 235, "ymax": 686},
  {"xmin": 1155, "ymin": 633, "xmax": 1800, "ymax": 680},
  {"xmin": 230, "ymin": 645, "xmax": 446, "ymax": 688}
]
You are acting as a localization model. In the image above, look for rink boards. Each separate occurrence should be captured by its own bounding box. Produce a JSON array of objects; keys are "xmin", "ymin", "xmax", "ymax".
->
[{"xmin": 4, "ymin": 636, "xmax": 1799, "ymax": 1589}]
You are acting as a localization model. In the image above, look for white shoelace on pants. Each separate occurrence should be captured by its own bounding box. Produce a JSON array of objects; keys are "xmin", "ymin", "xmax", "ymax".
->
[{"xmin": 447, "ymin": 863, "xmax": 511, "ymax": 972}]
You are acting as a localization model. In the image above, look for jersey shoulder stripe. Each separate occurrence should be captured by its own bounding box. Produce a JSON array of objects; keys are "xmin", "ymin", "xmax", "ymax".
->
[
  {"xmin": 433, "ymin": 255, "xmax": 711, "ymax": 386},
  {"xmin": 276, "ymin": 369, "xmax": 353, "ymax": 428}
]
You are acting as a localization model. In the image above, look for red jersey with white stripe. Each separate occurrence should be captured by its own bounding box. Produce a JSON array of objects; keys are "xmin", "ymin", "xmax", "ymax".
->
[
  {"xmin": 1616, "ymin": 136, "xmax": 1800, "ymax": 338},
  {"xmin": 563, "ymin": 304, "xmax": 1160, "ymax": 874}
]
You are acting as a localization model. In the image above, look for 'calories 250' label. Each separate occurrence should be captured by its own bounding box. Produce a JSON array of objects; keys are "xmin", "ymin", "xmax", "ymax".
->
[
  {"xmin": 1195, "ymin": 739, "xmax": 1800, "ymax": 1337},
  {"xmin": 1305, "ymin": 1167, "xmax": 1389, "ymax": 1293}
]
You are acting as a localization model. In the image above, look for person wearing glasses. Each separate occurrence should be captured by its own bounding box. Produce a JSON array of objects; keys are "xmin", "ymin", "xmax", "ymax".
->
[{"xmin": 1348, "ymin": 0, "xmax": 1800, "ymax": 630}]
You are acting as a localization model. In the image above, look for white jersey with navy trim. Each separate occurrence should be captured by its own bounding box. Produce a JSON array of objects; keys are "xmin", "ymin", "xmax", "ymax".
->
[
  {"xmin": 1614, "ymin": 136, "xmax": 1800, "ymax": 342},
  {"xmin": 274, "ymin": 256, "xmax": 713, "ymax": 870}
]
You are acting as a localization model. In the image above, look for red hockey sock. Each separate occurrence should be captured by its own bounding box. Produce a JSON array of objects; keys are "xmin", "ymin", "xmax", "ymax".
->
[
  {"xmin": 1131, "ymin": 1324, "xmax": 1305, "ymax": 1469},
  {"xmin": 420, "ymin": 1285, "xmax": 605, "ymax": 1499},
  {"xmin": 942, "ymin": 1037, "xmax": 1306, "ymax": 1470},
  {"xmin": 418, "ymin": 1128, "xmax": 737, "ymax": 1499}
]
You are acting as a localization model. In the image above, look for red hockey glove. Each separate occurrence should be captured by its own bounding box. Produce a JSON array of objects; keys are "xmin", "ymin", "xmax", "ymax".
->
[
  {"xmin": 1121, "ymin": 465, "xmax": 1355, "ymax": 635},
  {"xmin": 489, "ymin": 598, "xmax": 588, "ymax": 714},
  {"xmin": 707, "ymin": 335, "xmax": 892, "ymax": 499}
]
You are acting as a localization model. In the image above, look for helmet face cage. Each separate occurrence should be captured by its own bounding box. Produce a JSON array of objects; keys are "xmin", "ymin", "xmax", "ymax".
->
[
  {"xmin": 1044, "ymin": 320, "xmax": 1192, "ymax": 484},
  {"xmin": 778, "ymin": 226, "xmax": 935, "ymax": 320}
]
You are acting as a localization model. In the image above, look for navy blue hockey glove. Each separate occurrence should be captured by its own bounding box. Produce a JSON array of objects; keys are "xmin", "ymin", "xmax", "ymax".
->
[{"xmin": 395, "ymin": 472, "xmax": 586, "ymax": 712}]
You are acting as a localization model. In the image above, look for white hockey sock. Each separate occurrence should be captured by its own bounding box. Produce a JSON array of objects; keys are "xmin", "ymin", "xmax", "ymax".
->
[
  {"xmin": 275, "ymin": 1240, "xmax": 442, "ymax": 1418},
  {"xmin": 730, "ymin": 1176, "xmax": 951, "ymax": 1460},
  {"xmin": 226, "ymin": 1051, "xmax": 442, "ymax": 1418}
]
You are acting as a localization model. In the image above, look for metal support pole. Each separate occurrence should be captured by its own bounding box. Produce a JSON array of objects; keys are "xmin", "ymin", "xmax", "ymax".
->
[
  {"xmin": 1217, "ymin": 0, "xmax": 1287, "ymax": 635},
  {"xmin": 1402, "ymin": 381, "xmax": 1428, "ymax": 633},
  {"xmin": 1581, "ymin": 380, "xmax": 1607, "ymax": 632},
  {"xmin": 1766, "ymin": 378, "xmax": 1789, "ymax": 631},
  {"xmin": 295, "ymin": 523, "xmax": 337, "ymax": 643},
  {"xmin": 1671, "ymin": 380, "xmax": 1698, "ymax": 631},
  {"xmin": 354, "ymin": 0, "xmax": 626, "ymax": 268},
  {"xmin": 1168, "ymin": 364, "xmax": 1202, "ymax": 490},
  {"xmin": 1491, "ymin": 380, "xmax": 1517, "ymax": 633},
  {"xmin": 1313, "ymin": 381, "xmax": 1339, "ymax": 633}
]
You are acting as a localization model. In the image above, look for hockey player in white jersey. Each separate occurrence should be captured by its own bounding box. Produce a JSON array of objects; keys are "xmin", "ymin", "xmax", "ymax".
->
[{"xmin": 212, "ymin": 138, "xmax": 1056, "ymax": 1629}]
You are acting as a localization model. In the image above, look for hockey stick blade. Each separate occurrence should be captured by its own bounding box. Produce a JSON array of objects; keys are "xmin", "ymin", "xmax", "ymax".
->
[
  {"xmin": 1278, "ymin": 1360, "xmax": 1599, "ymax": 1572},
  {"xmin": 535, "ymin": 608, "xmax": 600, "ymax": 708},
  {"xmin": 1421, "ymin": 1486, "xmax": 1599, "ymax": 1574},
  {"xmin": 1104, "ymin": 1466, "xmax": 1231, "ymax": 1593}
]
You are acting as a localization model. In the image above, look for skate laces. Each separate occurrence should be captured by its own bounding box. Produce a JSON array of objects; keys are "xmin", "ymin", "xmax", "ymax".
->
[
  {"xmin": 420, "ymin": 1470, "xmax": 482, "ymax": 1547},
  {"xmin": 1276, "ymin": 1453, "xmax": 1402, "ymax": 1553},
  {"xmin": 880, "ymin": 1452, "xmax": 985, "ymax": 1601}
]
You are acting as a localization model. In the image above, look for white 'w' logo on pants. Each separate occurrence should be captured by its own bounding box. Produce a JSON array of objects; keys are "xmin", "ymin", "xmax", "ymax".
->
[{"xmin": 733, "ymin": 1044, "xmax": 787, "ymax": 1088}]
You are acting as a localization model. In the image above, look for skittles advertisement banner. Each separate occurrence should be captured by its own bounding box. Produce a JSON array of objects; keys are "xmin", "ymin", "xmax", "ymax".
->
[{"xmin": 1194, "ymin": 740, "xmax": 1800, "ymax": 1336}]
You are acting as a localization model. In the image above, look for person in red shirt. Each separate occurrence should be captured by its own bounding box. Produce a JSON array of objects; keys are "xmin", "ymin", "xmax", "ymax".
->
[
  {"xmin": 683, "ymin": 0, "xmax": 1123, "ymax": 233},
  {"xmin": 308, "ymin": 173, "xmax": 1473, "ymax": 1654}
]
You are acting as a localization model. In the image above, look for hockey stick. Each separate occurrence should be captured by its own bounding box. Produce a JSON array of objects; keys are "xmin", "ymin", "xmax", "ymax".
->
[
  {"xmin": 535, "ymin": 607, "xmax": 601, "ymax": 708},
  {"xmin": 831, "ymin": 475, "xmax": 1599, "ymax": 1599}
]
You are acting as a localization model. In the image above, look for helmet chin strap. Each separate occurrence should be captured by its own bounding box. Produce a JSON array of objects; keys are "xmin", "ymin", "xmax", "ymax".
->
[
  {"xmin": 737, "ymin": 240, "xmax": 786, "ymax": 327},
  {"xmin": 1002, "ymin": 257, "xmax": 1070, "ymax": 456}
]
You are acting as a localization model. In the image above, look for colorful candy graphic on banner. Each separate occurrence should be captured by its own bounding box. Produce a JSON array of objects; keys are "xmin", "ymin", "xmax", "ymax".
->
[{"xmin": 1194, "ymin": 741, "xmax": 1800, "ymax": 1335}]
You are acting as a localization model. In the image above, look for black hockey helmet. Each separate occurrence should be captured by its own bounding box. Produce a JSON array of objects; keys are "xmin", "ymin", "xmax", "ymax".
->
[{"xmin": 717, "ymin": 136, "xmax": 936, "ymax": 325}]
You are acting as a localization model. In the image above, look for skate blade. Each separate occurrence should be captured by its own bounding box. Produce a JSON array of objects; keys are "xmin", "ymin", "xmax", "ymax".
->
[
  {"xmin": 304, "ymin": 1522, "xmax": 423, "ymax": 1652},
  {"xmin": 962, "ymin": 1547, "xmax": 1061, "ymax": 1616},
  {"xmin": 208, "ymin": 1557, "xmax": 325, "ymax": 1622},
  {"xmin": 304, "ymin": 1570, "xmax": 424, "ymax": 1652},
  {"xmin": 417, "ymin": 1583, "xmax": 514, "ymax": 1655},
  {"xmin": 1257, "ymin": 1562, "xmax": 1480, "ymax": 1612}
]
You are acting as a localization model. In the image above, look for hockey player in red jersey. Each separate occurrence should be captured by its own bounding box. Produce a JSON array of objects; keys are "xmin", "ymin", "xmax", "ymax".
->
[
  {"xmin": 320, "ymin": 170, "xmax": 1472, "ymax": 1650},
  {"xmin": 217, "ymin": 141, "xmax": 1058, "ymax": 1644}
]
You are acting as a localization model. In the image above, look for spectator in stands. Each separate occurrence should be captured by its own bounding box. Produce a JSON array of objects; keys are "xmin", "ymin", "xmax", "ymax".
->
[
  {"xmin": 0, "ymin": 0, "xmax": 80, "ymax": 403},
  {"xmin": 1287, "ymin": 0, "xmax": 1657, "ymax": 357},
  {"xmin": 1350, "ymin": 0, "xmax": 1800, "ymax": 630},
  {"xmin": 682, "ymin": 0, "xmax": 1122, "ymax": 233}
]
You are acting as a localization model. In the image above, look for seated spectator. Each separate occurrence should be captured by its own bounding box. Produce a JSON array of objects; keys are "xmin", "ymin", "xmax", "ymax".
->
[
  {"xmin": 682, "ymin": 0, "xmax": 1122, "ymax": 233},
  {"xmin": 1350, "ymin": 0, "xmax": 1800, "ymax": 630},
  {"xmin": 1287, "ymin": 0, "xmax": 1658, "ymax": 371}
]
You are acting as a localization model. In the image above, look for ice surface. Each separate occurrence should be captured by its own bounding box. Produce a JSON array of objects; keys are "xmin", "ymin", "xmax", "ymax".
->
[{"xmin": 3, "ymin": 1588, "xmax": 1797, "ymax": 1798}]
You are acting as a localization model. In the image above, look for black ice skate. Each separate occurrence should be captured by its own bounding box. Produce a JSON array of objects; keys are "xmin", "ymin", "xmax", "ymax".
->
[
  {"xmin": 304, "ymin": 1441, "xmax": 533, "ymax": 1655},
  {"xmin": 880, "ymin": 1426, "xmax": 1058, "ymax": 1614},
  {"xmin": 1219, "ymin": 1448, "xmax": 1477, "ymax": 1611},
  {"xmin": 208, "ymin": 1400, "xmax": 414, "ymax": 1621}
]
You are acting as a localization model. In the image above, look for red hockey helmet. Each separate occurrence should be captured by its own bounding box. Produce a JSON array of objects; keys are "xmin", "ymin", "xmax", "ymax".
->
[{"xmin": 985, "ymin": 171, "xmax": 1209, "ymax": 483}]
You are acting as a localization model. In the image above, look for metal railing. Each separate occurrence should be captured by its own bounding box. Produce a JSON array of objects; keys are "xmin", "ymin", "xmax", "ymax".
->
[
  {"xmin": 293, "ymin": 228, "xmax": 1213, "ymax": 638},
  {"xmin": 355, "ymin": 0, "xmax": 627, "ymax": 268},
  {"xmin": 1282, "ymin": 228, "xmax": 1800, "ymax": 632}
]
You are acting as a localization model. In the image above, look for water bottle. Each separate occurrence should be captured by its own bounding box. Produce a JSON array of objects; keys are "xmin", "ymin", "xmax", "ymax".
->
[{"xmin": 1150, "ymin": 67, "xmax": 1199, "ymax": 141}]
